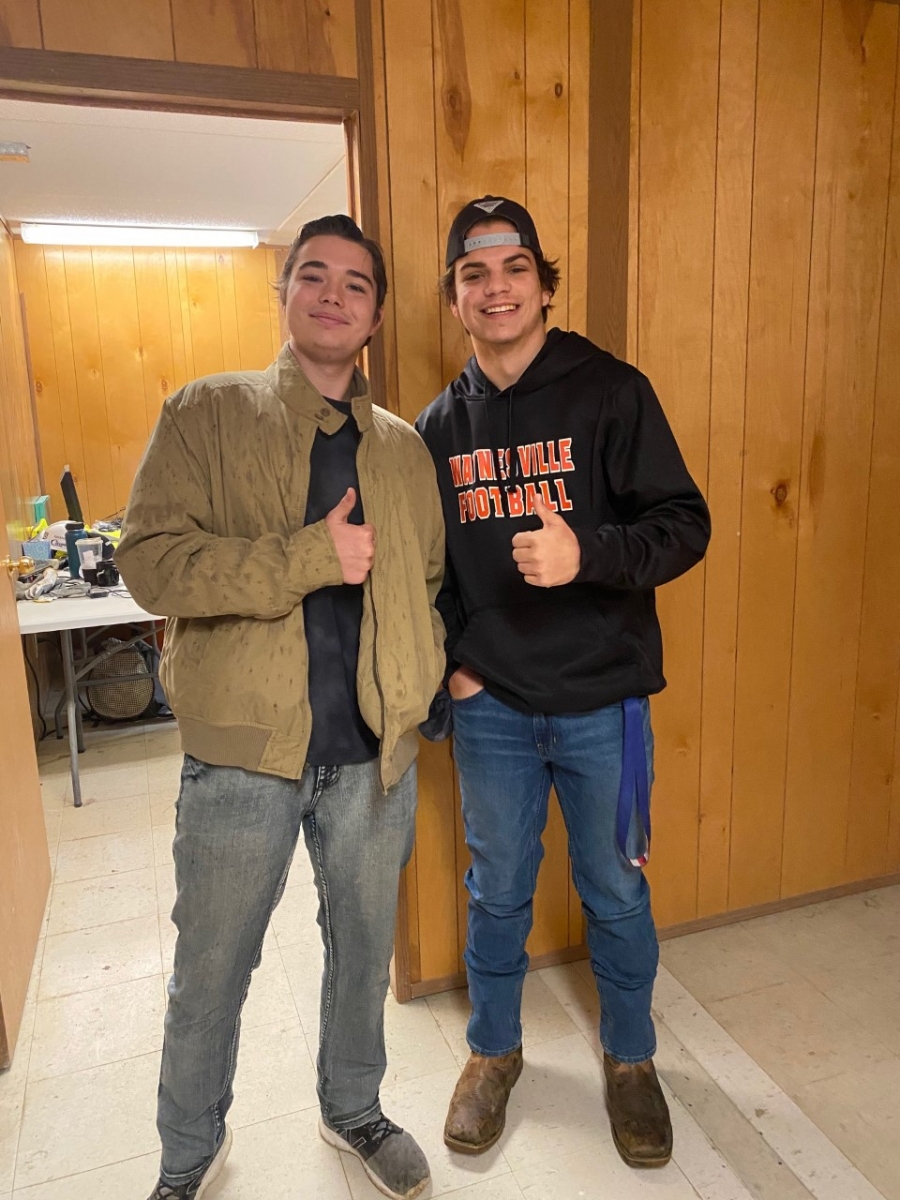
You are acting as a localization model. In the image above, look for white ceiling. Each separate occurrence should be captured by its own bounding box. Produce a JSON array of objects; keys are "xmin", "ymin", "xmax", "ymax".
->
[{"xmin": 0, "ymin": 99, "xmax": 348, "ymax": 245}]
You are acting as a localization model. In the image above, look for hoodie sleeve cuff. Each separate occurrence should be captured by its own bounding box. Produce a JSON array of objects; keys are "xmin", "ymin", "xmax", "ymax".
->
[{"xmin": 574, "ymin": 526, "xmax": 623, "ymax": 586}]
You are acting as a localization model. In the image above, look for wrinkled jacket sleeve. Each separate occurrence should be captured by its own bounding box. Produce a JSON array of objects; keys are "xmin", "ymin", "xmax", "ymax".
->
[
  {"xmin": 435, "ymin": 552, "xmax": 465, "ymax": 683},
  {"xmin": 117, "ymin": 394, "xmax": 344, "ymax": 619},
  {"xmin": 574, "ymin": 374, "xmax": 711, "ymax": 589}
]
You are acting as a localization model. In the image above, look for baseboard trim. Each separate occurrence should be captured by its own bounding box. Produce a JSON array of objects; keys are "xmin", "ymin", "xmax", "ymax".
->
[
  {"xmin": 405, "ymin": 870, "xmax": 900, "ymax": 999},
  {"xmin": 657, "ymin": 870, "xmax": 900, "ymax": 942}
]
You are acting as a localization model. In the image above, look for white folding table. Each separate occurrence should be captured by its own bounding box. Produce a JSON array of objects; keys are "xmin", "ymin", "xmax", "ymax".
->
[{"xmin": 17, "ymin": 590, "xmax": 163, "ymax": 807}]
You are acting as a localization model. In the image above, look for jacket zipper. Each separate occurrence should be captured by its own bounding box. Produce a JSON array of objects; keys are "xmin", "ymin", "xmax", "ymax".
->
[{"xmin": 358, "ymin": 436, "xmax": 389, "ymax": 793}]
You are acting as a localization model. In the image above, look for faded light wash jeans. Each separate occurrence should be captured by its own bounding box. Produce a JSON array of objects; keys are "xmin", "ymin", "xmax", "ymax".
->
[
  {"xmin": 157, "ymin": 755, "xmax": 417, "ymax": 1187},
  {"xmin": 451, "ymin": 690, "xmax": 658, "ymax": 1064}
]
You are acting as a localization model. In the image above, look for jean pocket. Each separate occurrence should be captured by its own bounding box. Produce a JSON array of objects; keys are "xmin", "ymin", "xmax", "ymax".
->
[
  {"xmin": 180, "ymin": 753, "xmax": 208, "ymax": 782},
  {"xmin": 450, "ymin": 687, "xmax": 487, "ymax": 708}
]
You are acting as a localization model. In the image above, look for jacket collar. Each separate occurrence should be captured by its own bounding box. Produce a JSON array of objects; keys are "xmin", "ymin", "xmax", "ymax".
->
[{"xmin": 265, "ymin": 343, "xmax": 373, "ymax": 434}]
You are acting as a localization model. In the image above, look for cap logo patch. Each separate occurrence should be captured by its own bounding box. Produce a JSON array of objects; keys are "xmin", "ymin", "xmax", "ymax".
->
[
  {"xmin": 463, "ymin": 232, "xmax": 523, "ymax": 254},
  {"xmin": 473, "ymin": 199, "xmax": 505, "ymax": 214}
]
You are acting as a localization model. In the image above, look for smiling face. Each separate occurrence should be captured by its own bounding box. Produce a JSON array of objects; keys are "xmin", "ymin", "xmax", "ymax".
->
[
  {"xmin": 450, "ymin": 219, "xmax": 551, "ymax": 352},
  {"xmin": 283, "ymin": 233, "xmax": 384, "ymax": 368}
]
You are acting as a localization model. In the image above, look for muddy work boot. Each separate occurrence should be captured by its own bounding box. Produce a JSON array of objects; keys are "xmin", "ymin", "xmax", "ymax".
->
[
  {"xmin": 444, "ymin": 1047, "xmax": 523, "ymax": 1154},
  {"xmin": 604, "ymin": 1054, "xmax": 673, "ymax": 1168}
]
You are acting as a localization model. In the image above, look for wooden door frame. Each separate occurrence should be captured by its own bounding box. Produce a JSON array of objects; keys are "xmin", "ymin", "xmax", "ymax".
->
[
  {"xmin": 0, "ymin": 0, "xmax": 386, "ymax": 392},
  {"xmin": 0, "ymin": 1, "xmax": 415, "ymax": 989}
]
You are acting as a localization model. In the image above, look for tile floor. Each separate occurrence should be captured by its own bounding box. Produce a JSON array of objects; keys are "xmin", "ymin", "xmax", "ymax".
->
[{"xmin": 1, "ymin": 722, "xmax": 898, "ymax": 1199}]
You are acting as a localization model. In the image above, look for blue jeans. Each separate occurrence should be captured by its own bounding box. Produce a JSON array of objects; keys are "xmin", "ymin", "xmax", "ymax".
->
[
  {"xmin": 157, "ymin": 756, "xmax": 417, "ymax": 1186},
  {"xmin": 452, "ymin": 690, "xmax": 658, "ymax": 1063}
]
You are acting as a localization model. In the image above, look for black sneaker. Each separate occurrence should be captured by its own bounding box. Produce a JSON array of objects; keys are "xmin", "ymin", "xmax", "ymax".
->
[
  {"xmin": 146, "ymin": 1126, "xmax": 233, "ymax": 1199},
  {"xmin": 319, "ymin": 1113, "xmax": 431, "ymax": 1200}
]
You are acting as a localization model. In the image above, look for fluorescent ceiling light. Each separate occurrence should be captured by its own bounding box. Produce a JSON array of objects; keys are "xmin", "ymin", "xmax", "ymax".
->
[{"xmin": 19, "ymin": 223, "xmax": 259, "ymax": 248}]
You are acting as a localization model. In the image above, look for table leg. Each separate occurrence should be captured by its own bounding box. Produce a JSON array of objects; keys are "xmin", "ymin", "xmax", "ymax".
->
[{"xmin": 60, "ymin": 628, "xmax": 82, "ymax": 808}]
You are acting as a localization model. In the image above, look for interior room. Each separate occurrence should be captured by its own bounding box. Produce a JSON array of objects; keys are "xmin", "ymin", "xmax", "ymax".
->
[{"xmin": 1, "ymin": 2, "xmax": 899, "ymax": 1199}]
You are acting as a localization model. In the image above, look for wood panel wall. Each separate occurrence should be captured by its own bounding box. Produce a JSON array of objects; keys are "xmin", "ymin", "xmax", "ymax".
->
[
  {"xmin": 2, "ymin": 0, "xmax": 899, "ymax": 1002},
  {"xmin": 0, "ymin": 0, "xmax": 357, "ymax": 76},
  {"xmin": 371, "ymin": 0, "xmax": 593, "ymax": 991},
  {"xmin": 14, "ymin": 243, "xmax": 286, "ymax": 522},
  {"xmin": 0, "ymin": 222, "xmax": 40, "ymax": 544},
  {"xmin": 632, "ymin": 0, "xmax": 900, "ymax": 927}
]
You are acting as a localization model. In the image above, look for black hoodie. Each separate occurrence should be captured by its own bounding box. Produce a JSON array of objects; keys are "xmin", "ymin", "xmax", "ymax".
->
[{"xmin": 415, "ymin": 328, "xmax": 711, "ymax": 715}]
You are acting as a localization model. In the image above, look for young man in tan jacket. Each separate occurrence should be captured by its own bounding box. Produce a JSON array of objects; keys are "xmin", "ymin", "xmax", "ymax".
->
[{"xmin": 118, "ymin": 215, "xmax": 445, "ymax": 1200}]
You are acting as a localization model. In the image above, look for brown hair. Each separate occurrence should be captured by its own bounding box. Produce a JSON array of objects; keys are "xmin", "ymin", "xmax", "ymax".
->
[
  {"xmin": 438, "ymin": 251, "xmax": 561, "ymax": 323},
  {"xmin": 276, "ymin": 214, "xmax": 388, "ymax": 311}
]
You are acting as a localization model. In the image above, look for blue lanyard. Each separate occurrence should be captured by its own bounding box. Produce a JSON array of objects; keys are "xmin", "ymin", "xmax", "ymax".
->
[{"xmin": 617, "ymin": 697, "xmax": 651, "ymax": 867}]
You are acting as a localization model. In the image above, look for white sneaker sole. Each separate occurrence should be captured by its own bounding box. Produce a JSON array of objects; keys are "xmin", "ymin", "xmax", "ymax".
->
[
  {"xmin": 317, "ymin": 1119, "xmax": 430, "ymax": 1200},
  {"xmin": 195, "ymin": 1126, "xmax": 233, "ymax": 1198}
]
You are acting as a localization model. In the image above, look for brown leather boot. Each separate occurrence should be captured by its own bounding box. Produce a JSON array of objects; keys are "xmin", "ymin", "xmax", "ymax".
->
[
  {"xmin": 604, "ymin": 1054, "xmax": 673, "ymax": 1168},
  {"xmin": 443, "ymin": 1047, "xmax": 523, "ymax": 1154}
]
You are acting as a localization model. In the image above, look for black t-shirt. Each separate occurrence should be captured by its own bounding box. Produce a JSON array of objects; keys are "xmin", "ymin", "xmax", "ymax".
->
[{"xmin": 303, "ymin": 398, "xmax": 379, "ymax": 766}]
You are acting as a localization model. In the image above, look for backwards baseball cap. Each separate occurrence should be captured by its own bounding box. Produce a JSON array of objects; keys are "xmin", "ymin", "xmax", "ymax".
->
[{"xmin": 445, "ymin": 196, "xmax": 543, "ymax": 269}]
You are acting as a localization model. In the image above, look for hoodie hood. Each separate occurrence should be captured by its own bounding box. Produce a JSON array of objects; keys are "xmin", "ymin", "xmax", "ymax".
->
[{"xmin": 449, "ymin": 328, "xmax": 603, "ymax": 402}]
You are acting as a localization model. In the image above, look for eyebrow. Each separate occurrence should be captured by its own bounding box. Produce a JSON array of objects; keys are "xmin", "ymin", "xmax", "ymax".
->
[
  {"xmin": 459, "ymin": 252, "xmax": 532, "ymax": 271},
  {"xmin": 297, "ymin": 259, "xmax": 374, "ymax": 288}
]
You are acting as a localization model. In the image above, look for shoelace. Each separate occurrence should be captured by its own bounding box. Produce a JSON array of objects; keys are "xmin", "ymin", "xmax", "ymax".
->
[{"xmin": 346, "ymin": 1114, "xmax": 403, "ymax": 1154}]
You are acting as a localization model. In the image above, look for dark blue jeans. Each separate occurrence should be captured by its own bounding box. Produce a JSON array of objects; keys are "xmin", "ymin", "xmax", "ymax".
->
[{"xmin": 452, "ymin": 690, "xmax": 658, "ymax": 1063}]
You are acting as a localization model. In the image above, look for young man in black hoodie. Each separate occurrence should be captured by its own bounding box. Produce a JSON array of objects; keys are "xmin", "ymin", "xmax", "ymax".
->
[{"xmin": 415, "ymin": 197, "xmax": 710, "ymax": 1168}]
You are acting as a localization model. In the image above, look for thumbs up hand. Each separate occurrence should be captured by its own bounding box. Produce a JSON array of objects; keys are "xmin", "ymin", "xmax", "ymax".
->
[
  {"xmin": 325, "ymin": 488, "xmax": 376, "ymax": 584},
  {"xmin": 511, "ymin": 495, "xmax": 581, "ymax": 587}
]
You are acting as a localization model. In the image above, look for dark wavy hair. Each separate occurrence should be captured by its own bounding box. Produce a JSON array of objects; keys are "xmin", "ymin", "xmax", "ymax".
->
[{"xmin": 276, "ymin": 214, "xmax": 388, "ymax": 311}]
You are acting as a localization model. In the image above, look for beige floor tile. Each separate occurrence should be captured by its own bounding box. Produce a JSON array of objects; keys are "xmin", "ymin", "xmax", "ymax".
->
[
  {"xmin": 46, "ymin": 868, "xmax": 157, "ymax": 937},
  {"xmin": 425, "ymin": 987, "xmax": 472, "ymax": 1067},
  {"xmin": 28, "ymin": 976, "xmax": 166, "ymax": 1083},
  {"xmin": 159, "ymin": 914, "xmax": 177, "ymax": 975},
  {"xmin": 498, "ymin": 1033, "xmax": 610, "ymax": 1174},
  {"xmin": 12, "ymin": 1151, "xmax": 158, "ymax": 1199},
  {"xmin": 37, "ymin": 768, "xmax": 70, "ymax": 811},
  {"xmin": 270, "ymin": 879, "xmax": 321, "ymax": 947},
  {"xmin": 155, "ymin": 862, "xmax": 177, "ymax": 915},
  {"xmin": 54, "ymin": 828, "xmax": 154, "ymax": 884},
  {"xmin": 150, "ymin": 793, "xmax": 177, "ymax": 829},
  {"xmin": 59, "ymin": 792, "xmax": 150, "ymax": 842},
  {"xmin": 537, "ymin": 963, "xmax": 601, "ymax": 1050},
  {"xmin": 707, "ymin": 976, "xmax": 892, "ymax": 1093},
  {"xmin": 240, "ymin": 942, "xmax": 300, "ymax": 1032},
  {"xmin": 285, "ymin": 846, "xmax": 316, "ymax": 890},
  {"xmin": 216, "ymin": 1108, "xmax": 351, "ymax": 1199},
  {"xmin": 152, "ymin": 823, "xmax": 174, "ymax": 866},
  {"xmin": 371, "ymin": 1067, "xmax": 511, "ymax": 1198},
  {"xmin": 794, "ymin": 1055, "xmax": 900, "ymax": 1200},
  {"xmin": 654, "ymin": 967, "xmax": 885, "ymax": 1200},
  {"xmin": 146, "ymin": 754, "xmax": 184, "ymax": 795},
  {"xmin": 279, "ymin": 936, "xmax": 325, "ymax": 1044},
  {"xmin": 654, "ymin": 1024, "xmax": 798, "ymax": 1200},
  {"xmin": 742, "ymin": 893, "xmax": 900, "ymax": 993},
  {"xmin": 432, "ymin": 1176, "xmax": 524, "ymax": 1200},
  {"xmin": 514, "ymin": 1140, "xmax": 700, "ymax": 1200},
  {"xmin": 228, "ymin": 1019, "xmax": 318, "ymax": 1130},
  {"xmin": 14, "ymin": 1051, "xmax": 160, "ymax": 1189},
  {"xmin": 39, "ymin": 813, "xmax": 61, "ymax": 865},
  {"xmin": 382, "ymin": 994, "xmax": 458, "ymax": 1086},
  {"xmin": 661, "ymin": 923, "xmax": 800, "ymax": 1005},
  {"xmin": 63, "ymin": 763, "xmax": 149, "ymax": 809},
  {"xmin": 423, "ymin": 975, "xmax": 578, "ymax": 1070},
  {"xmin": 808, "ymin": 949, "xmax": 900, "ymax": 1056},
  {"xmin": 39, "ymin": 916, "xmax": 162, "ymax": 1001},
  {"xmin": 0, "ymin": 1087, "xmax": 25, "ymax": 1195},
  {"xmin": 518, "ymin": 973, "xmax": 581, "ymax": 1048}
]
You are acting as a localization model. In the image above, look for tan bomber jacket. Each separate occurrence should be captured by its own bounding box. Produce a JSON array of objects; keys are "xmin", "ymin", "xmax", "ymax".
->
[{"xmin": 117, "ymin": 344, "xmax": 446, "ymax": 790}]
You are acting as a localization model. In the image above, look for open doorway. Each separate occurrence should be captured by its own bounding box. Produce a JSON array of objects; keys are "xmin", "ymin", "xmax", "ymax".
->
[{"xmin": 0, "ymin": 97, "xmax": 351, "ymax": 524}]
